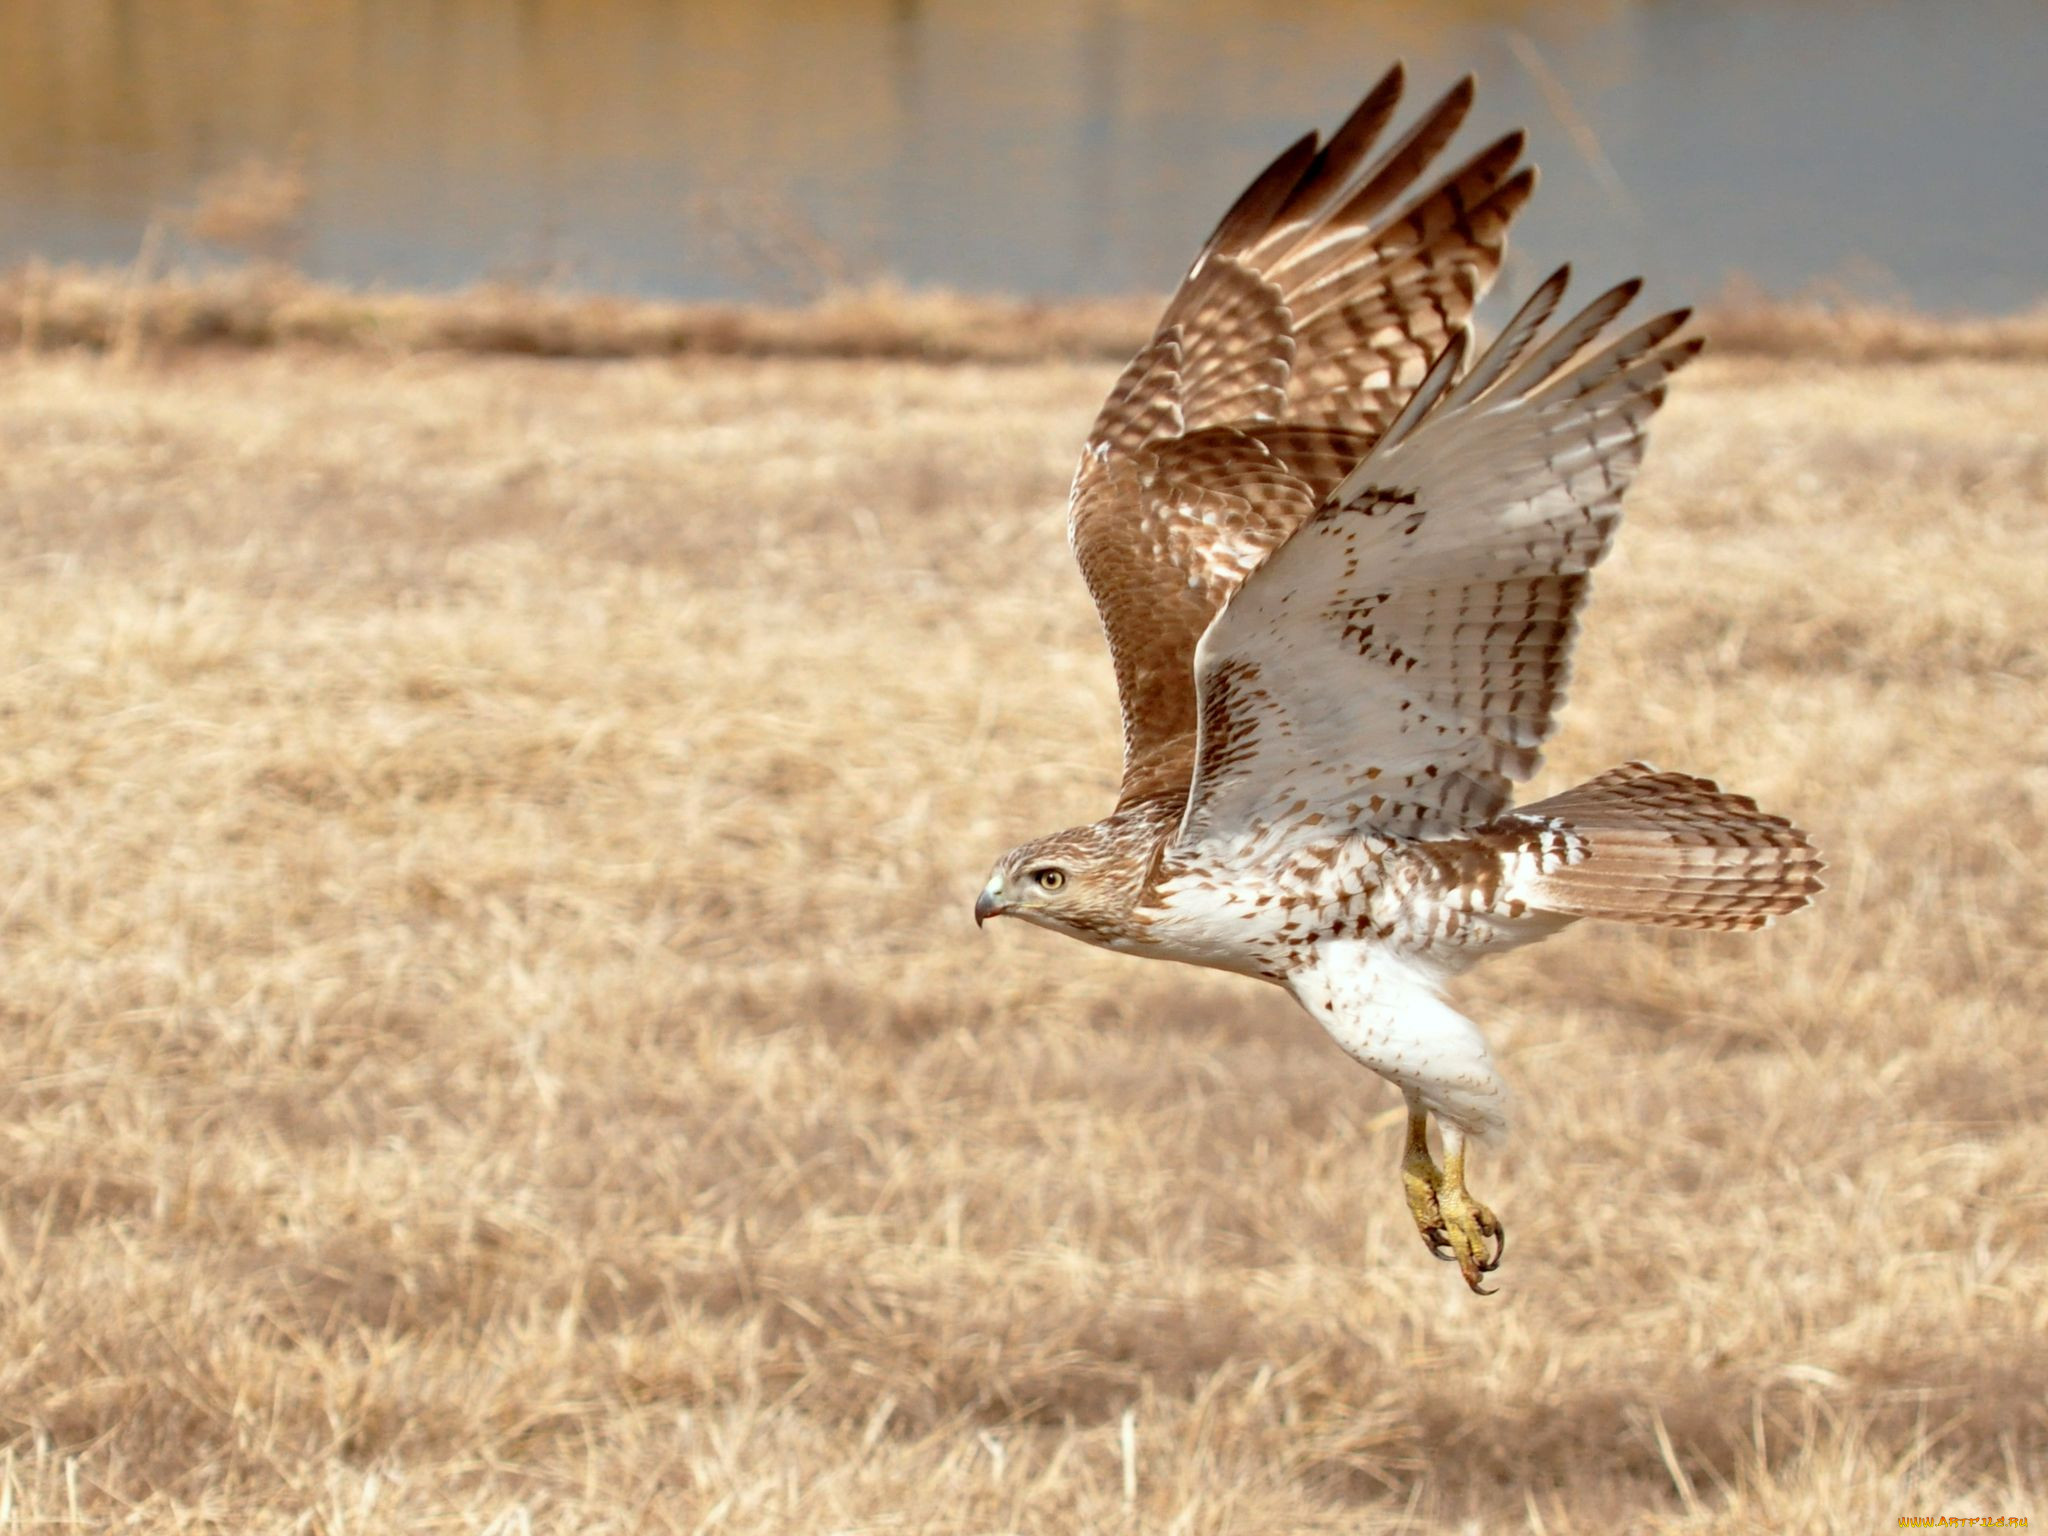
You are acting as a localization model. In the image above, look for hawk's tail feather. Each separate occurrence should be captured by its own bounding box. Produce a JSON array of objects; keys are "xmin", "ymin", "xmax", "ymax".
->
[{"xmin": 1501, "ymin": 763, "xmax": 1823, "ymax": 932}]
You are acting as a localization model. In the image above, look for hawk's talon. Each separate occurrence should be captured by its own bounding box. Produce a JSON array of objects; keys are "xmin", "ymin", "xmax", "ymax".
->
[
  {"xmin": 1402, "ymin": 1108, "xmax": 1505, "ymax": 1294},
  {"xmin": 1436, "ymin": 1181, "xmax": 1504, "ymax": 1293},
  {"xmin": 1415, "ymin": 1223, "xmax": 1456, "ymax": 1262}
]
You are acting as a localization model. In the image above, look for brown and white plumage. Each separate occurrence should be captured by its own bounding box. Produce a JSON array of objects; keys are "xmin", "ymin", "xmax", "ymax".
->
[
  {"xmin": 1072, "ymin": 67, "xmax": 1533, "ymax": 807},
  {"xmin": 976, "ymin": 66, "xmax": 1821, "ymax": 1293},
  {"xmin": 1179, "ymin": 267, "xmax": 1696, "ymax": 845}
]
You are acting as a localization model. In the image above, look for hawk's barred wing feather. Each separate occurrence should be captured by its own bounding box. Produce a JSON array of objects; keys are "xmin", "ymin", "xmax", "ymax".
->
[
  {"xmin": 1177, "ymin": 270, "xmax": 1700, "ymax": 847},
  {"xmin": 1069, "ymin": 66, "xmax": 1535, "ymax": 809},
  {"xmin": 1090, "ymin": 337, "xmax": 1186, "ymax": 460},
  {"xmin": 1434, "ymin": 264, "xmax": 1572, "ymax": 412}
]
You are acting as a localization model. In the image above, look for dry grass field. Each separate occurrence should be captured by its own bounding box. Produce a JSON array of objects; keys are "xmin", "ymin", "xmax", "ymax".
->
[{"xmin": 0, "ymin": 328, "xmax": 2042, "ymax": 1531}]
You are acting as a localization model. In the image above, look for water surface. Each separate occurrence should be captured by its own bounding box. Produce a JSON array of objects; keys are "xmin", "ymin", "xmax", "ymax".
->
[{"xmin": 2, "ymin": 0, "xmax": 2042, "ymax": 311}]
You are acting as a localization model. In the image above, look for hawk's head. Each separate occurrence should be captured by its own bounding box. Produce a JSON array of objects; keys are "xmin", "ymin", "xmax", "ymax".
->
[{"xmin": 974, "ymin": 822, "xmax": 1143, "ymax": 945}]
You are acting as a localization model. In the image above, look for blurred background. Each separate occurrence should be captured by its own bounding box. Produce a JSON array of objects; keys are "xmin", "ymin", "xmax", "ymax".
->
[{"xmin": 3, "ymin": 0, "xmax": 2045, "ymax": 313}]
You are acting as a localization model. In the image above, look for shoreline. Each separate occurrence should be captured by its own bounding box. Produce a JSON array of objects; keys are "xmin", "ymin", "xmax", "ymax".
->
[{"xmin": 6, "ymin": 262, "xmax": 2048, "ymax": 368}]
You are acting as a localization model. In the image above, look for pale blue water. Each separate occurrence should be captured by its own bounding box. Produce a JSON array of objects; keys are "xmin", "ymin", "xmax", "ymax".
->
[{"xmin": 2, "ymin": 0, "xmax": 2043, "ymax": 312}]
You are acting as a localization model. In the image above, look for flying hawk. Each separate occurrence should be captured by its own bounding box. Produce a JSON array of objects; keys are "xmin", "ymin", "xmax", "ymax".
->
[{"xmin": 974, "ymin": 66, "xmax": 1822, "ymax": 1292}]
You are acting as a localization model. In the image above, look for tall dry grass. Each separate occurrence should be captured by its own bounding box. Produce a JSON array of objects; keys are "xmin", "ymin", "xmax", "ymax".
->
[
  {"xmin": 9, "ymin": 263, "xmax": 2048, "ymax": 368},
  {"xmin": 0, "ymin": 338, "xmax": 2041, "ymax": 1530},
  {"xmin": 0, "ymin": 266, "xmax": 1160, "ymax": 365}
]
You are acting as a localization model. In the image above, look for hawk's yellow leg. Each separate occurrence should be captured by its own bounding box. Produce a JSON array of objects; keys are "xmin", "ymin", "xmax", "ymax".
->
[{"xmin": 1400, "ymin": 1100, "xmax": 1505, "ymax": 1294}]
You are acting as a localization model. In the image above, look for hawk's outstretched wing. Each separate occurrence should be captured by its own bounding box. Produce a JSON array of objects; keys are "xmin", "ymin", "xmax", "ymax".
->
[
  {"xmin": 1069, "ymin": 65, "xmax": 1535, "ymax": 808},
  {"xmin": 1177, "ymin": 268, "xmax": 1700, "ymax": 848}
]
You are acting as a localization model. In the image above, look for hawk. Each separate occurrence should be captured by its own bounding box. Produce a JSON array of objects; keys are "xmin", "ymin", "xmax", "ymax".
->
[{"xmin": 973, "ymin": 66, "xmax": 1822, "ymax": 1292}]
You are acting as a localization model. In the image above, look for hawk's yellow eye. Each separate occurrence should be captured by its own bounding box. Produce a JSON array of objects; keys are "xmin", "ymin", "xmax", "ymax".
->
[{"xmin": 1033, "ymin": 868, "xmax": 1067, "ymax": 891}]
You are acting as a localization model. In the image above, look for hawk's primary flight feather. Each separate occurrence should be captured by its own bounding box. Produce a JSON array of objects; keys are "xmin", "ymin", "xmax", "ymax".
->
[{"xmin": 976, "ymin": 64, "xmax": 1821, "ymax": 1292}]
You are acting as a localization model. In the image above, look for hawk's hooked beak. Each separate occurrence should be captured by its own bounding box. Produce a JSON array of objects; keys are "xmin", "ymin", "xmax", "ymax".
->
[{"xmin": 974, "ymin": 876, "xmax": 1007, "ymax": 928}]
